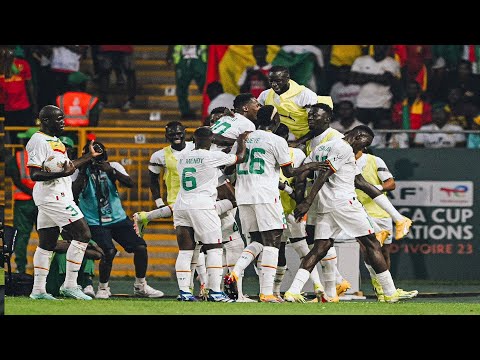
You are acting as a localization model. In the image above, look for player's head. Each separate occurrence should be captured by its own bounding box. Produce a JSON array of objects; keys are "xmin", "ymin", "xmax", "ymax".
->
[
  {"xmin": 165, "ymin": 121, "xmax": 186, "ymax": 149},
  {"xmin": 38, "ymin": 105, "xmax": 65, "ymax": 136},
  {"xmin": 193, "ymin": 126, "xmax": 213, "ymax": 149},
  {"xmin": 268, "ymin": 65, "xmax": 290, "ymax": 95},
  {"xmin": 257, "ymin": 105, "xmax": 281, "ymax": 132},
  {"xmin": 307, "ymin": 103, "xmax": 333, "ymax": 133},
  {"xmin": 343, "ymin": 125, "xmax": 374, "ymax": 153},
  {"xmin": 274, "ymin": 123, "xmax": 290, "ymax": 141},
  {"xmin": 233, "ymin": 93, "xmax": 261, "ymax": 122},
  {"xmin": 208, "ymin": 107, "xmax": 234, "ymax": 126}
]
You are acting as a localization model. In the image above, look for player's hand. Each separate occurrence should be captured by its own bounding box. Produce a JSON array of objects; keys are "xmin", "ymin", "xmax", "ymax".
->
[
  {"xmin": 237, "ymin": 131, "xmax": 252, "ymax": 142},
  {"xmin": 308, "ymin": 161, "xmax": 330, "ymax": 172},
  {"xmin": 63, "ymin": 159, "xmax": 76, "ymax": 175},
  {"xmin": 294, "ymin": 201, "xmax": 311, "ymax": 222}
]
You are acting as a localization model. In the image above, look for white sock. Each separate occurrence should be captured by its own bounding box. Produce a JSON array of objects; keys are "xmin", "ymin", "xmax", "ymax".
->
[
  {"xmin": 233, "ymin": 241, "xmax": 263, "ymax": 276},
  {"xmin": 287, "ymin": 268, "xmax": 310, "ymax": 294},
  {"xmin": 320, "ymin": 247, "xmax": 338, "ymax": 298},
  {"xmin": 215, "ymin": 199, "xmax": 233, "ymax": 216},
  {"xmin": 64, "ymin": 240, "xmax": 87, "ymax": 288},
  {"xmin": 291, "ymin": 239, "xmax": 323, "ymax": 291},
  {"xmin": 373, "ymin": 194, "xmax": 403, "ymax": 222},
  {"xmin": 364, "ymin": 263, "xmax": 377, "ymax": 280},
  {"xmin": 260, "ymin": 246, "xmax": 279, "ymax": 296},
  {"xmin": 196, "ymin": 252, "xmax": 207, "ymax": 286},
  {"xmin": 176, "ymin": 250, "xmax": 194, "ymax": 292},
  {"xmin": 98, "ymin": 282, "xmax": 109, "ymax": 290},
  {"xmin": 224, "ymin": 238, "xmax": 244, "ymax": 273},
  {"xmin": 135, "ymin": 277, "xmax": 146, "ymax": 286},
  {"xmin": 256, "ymin": 252, "xmax": 263, "ymax": 291},
  {"xmin": 273, "ymin": 265, "xmax": 287, "ymax": 294},
  {"xmin": 376, "ymin": 270, "xmax": 396, "ymax": 296},
  {"xmin": 206, "ymin": 248, "xmax": 224, "ymax": 292},
  {"xmin": 146, "ymin": 206, "xmax": 172, "ymax": 221},
  {"xmin": 31, "ymin": 247, "xmax": 53, "ymax": 294}
]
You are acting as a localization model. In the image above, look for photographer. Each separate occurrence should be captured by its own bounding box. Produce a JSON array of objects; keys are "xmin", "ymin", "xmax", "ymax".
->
[{"xmin": 72, "ymin": 141, "xmax": 164, "ymax": 299}]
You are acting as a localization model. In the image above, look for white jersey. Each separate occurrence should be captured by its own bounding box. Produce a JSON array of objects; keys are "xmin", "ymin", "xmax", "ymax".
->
[
  {"xmin": 356, "ymin": 153, "xmax": 393, "ymax": 182},
  {"xmin": 148, "ymin": 141, "xmax": 195, "ymax": 175},
  {"xmin": 304, "ymin": 137, "xmax": 359, "ymax": 213},
  {"xmin": 291, "ymin": 147, "xmax": 306, "ymax": 168},
  {"xmin": 174, "ymin": 149, "xmax": 237, "ymax": 210},
  {"xmin": 308, "ymin": 127, "xmax": 344, "ymax": 156},
  {"xmin": 210, "ymin": 113, "xmax": 256, "ymax": 152},
  {"xmin": 26, "ymin": 131, "xmax": 73, "ymax": 206},
  {"xmin": 232, "ymin": 130, "xmax": 291, "ymax": 205}
]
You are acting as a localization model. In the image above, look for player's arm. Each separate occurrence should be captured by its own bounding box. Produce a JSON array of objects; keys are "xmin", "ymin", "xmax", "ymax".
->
[
  {"xmin": 379, "ymin": 177, "xmax": 395, "ymax": 192},
  {"xmin": 294, "ymin": 164, "xmax": 334, "ymax": 221},
  {"xmin": 212, "ymin": 133, "xmax": 236, "ymax": 147},
  {"xmin": 223, "ymin": 131, "xmax": 250, "ymax": 174},
  {"xmin": 278, "ymin": 181, "xmax": 295, "ymax": 200},
  {"xmin": 354, "ymin": 173, "xmax": 384, "ymax": 198},
  {"xmin": 71, "ymin": 140, "xmax": 103, "ymax": 169},
  {"xmin": 148, "ymin": 150, "xmax": 167, "ymax": 208},
  {"xmin": 281, "ymin": 160, "xmax": 327, "ymax": 178},
  {"xmin": 288, "ymin": 131, "xmax": 314, "ymax": 148},
  {"xmin": 29, "ymin": 161, "xmax": 76, "ymax": 181}
]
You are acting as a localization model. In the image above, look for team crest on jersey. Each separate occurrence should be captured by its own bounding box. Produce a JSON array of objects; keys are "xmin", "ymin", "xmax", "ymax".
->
[{"xmin": 47, "ymin": 139, "xmax": 66, "ymax": 154}]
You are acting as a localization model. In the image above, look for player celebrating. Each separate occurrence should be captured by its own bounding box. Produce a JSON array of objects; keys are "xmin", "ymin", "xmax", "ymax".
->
[{"xmin": 26, "ymin": 105, "xmax": 103, "ymax": 300}]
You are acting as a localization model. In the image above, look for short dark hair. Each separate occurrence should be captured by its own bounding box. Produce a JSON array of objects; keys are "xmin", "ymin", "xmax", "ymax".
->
[
  {"xmin": 350, "ymin": 125, "xmax": 375, "ymax": 138},
  {"xmin": 194, "ymin": 126, "xmax": 213, "ymax": 139},
  {"xmin": 257, "ymin": 105, "xmax": 277, "ymax": 128},
  {"xmin": 166, "ymin": 121, "xmax": 184, "ymax": 130},
  {"xmin": 275, "ymin": 123, "xmax": 290, "ymax": 140},
  {"xmin": 233, "ymin": 93, "xmax": 255, "ymax": 110},
  {"xmin": 210, "ymin": 106, "xmax": 230, "ymax": 115},
  {"xmin": 269, "ymin": 65, "xmax": 289, "ymax": 75},
  {"xmin": 310, "ymin": 102, "xmax": 333, "ymax": 115}
]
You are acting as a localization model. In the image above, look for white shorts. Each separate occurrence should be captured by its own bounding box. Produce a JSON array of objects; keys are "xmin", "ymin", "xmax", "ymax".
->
[
  {"xmin": 314, "ymin": 199, "xmax": 375, "ymax": 240},
  {"xmin": 282, "ymin": 213, "xmax": 307, "ymax": 242},
  {"xmin": 220, "ymin": 209, "xmax": 241, "ymax": 243},
  {"xmin": 371, "ymin": 217, "xmax": 393, "ymax": 245},
  {"xmin": 173, "ymin": 209, "xmax": 222, "ymax": 245},
  {"xmin": 238, "ymin": 202, "xmax": 286, "ymax": 234},
  {"xmin": 37, "ymin": 199, "xmax": 84, "ymax": 230},
  {"xmin": 306, "ymin": 193, "xmax": 319, "ymax": 226}
]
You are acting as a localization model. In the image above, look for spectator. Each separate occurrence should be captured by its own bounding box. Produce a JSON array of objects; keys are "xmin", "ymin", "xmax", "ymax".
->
[
  {"xmin": 97, "ymin": 45, "xmax": 137, "ymax": 112},
  {"xmin": 238, "ymin": 45, "xmax": 272, "ymax": 98},
  {"xmin": 432, "ymin": 45, "xmax": 464, "ymax": 72},
  {"xmin": 467, "ymin": 115, "xmax": 480, "ymax": 148},
  {"xmin": 370, "ymin": 117, "xmax": 410, "ymax": 149},
  {"xmin": 329, "ymin": 65, "xmax": 360, "ymax": 107},
  {"xmin": 444, "ymin": 87, "xmax": 479, "ymax": 129},
  {"xmin": 72, "ymin": 141, "xmax": 164, "ymax": 299},
  {"xmin": 167, "ymin": 45, "xmax": 207, "ymax": 120},
  {"xmin": 330, "ymin": 100, "xmax": 363, "ymax": 133},
  {"xmin": 5, "ymin": 127, "xmax": 39, "ymax": 274},
  {"xmin": 50, "ymin": 45, "xmax": 87, "ymax": 99},
  {"xmin": 350, "ymin": 45, "xmax": 401, "ymax": 128},
  {"xmin": 427, "ymin": 57, "xmax": 450, "ymax": 104},
  {"xmin": 0, "ymin": 50, "xmax": 37, "ymax": 144},
  {"xmin": 56, "ymin": 71, "xmax": 100, "ymax": 128},
  {"xmin": 392, "ymin": 80, "xmax": 432, "ymax": 143},
  {"xmin": 392, "ymin": 45, "xmax": 432, "ymax": 91},
  {"xmin": 327, "ymin": 45, "xmax": 367, "ymax": 92},
  {"xmin": 414, "ymin": 105, "xmax": 466, "ymax": 148},
  {"xmin": 206, "ymin": 81, "xmax": 235, "ymax": 115},
  {"xmin": 24, "ymin": 45, "xmax": 55, "ymax": 110},
  {"xmin": 446, "ymin": 59, "xmax": 480, "ymax": 108},
  {"xmin": 272, "ymin": 45, "xmax": 324, "ymax": 91}
]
